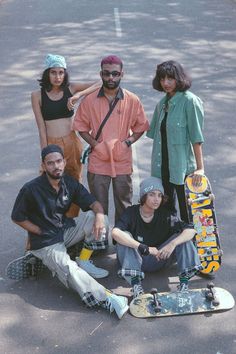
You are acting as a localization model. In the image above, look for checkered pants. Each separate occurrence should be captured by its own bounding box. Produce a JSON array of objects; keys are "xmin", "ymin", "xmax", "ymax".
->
[
  {"xmin": 31, "ymin": 211, "xmax": 108, "ymax": 305},
  {"xmin": 63, "ymin": 210, "xmax": 109, "ymax": 251},
  {"xmin": 116, "ymin": 232, "xmax": 201, "ymax": 285}
]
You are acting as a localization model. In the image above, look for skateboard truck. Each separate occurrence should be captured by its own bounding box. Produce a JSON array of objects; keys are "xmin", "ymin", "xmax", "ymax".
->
[
  {"xmin": 187, "ymin": 192, "xmax": 215, "ymax": 205},
  {"xmin": 205, "ymin": 282, "xmax": 220, "ymax": 307},
  {"xmin": 150, "ymin": 288, "xmax": 162, "ymax": 313},
  {"xmin": 200, "ymin": 248, "xmax": 223, "ymax": 258}
]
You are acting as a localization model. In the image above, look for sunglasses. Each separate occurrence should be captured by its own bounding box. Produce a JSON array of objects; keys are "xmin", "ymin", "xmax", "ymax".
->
[{"xmin": 101, "ymin": 70, "xmax": 121, "ymax": 78}]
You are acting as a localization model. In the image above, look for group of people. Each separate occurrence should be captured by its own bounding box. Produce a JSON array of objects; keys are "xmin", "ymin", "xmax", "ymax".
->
[{"xmin": 11, "ymin": 54, "xmax": 205, "ymax": 319}]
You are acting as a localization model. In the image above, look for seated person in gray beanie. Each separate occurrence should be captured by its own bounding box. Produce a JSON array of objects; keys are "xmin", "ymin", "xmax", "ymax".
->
[{"xmin": 112, "ymin": 176, "xmax": 202, "ymax": 298}]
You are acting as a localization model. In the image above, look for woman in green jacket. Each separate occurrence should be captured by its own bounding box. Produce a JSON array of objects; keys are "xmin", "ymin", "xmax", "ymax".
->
[{"xmin": 147, "ymin": 60, "xmax": 204, "ymax": 222}]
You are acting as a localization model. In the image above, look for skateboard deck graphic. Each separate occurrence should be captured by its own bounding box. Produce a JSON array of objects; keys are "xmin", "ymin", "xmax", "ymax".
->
[
  {"xmin": 130, "ymin": 286, "xmax": 234, "ymax": 318},
  {"xmin": 185, "ymin": 175, "xmax": 222, "ymax": 274},
  {"xmin": 6, "ymin": 253, "xmax": 44, "ymax": 280}
]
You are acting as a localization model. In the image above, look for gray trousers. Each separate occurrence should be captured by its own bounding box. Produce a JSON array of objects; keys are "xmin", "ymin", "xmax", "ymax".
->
[
  {"xmin": 87, "ymin": 172, "xmax": 133, "ymax": 223},
  {"xmin": 116, "ymin": 233, "xmax": 201, "ymax": 285},
  {"xmin": 31, "ymin": 211, "xmax": 108, "ymax": 302}
]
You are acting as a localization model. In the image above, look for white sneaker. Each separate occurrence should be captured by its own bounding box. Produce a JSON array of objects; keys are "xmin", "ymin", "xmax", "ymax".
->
[
  {"xmin": 132, "ymin": 284, "xmax": 144, "ymax": 298},
  {"xmin": 76, "ymin": 258, "xmax": 109, "ymax": 279},
  {"xmin": 103, "ymin": 293, "xmax": 129, "ymax": 319}
]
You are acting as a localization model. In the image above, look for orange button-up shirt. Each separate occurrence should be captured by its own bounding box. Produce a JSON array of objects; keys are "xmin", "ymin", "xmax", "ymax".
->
[{"xmin": 73, "ymin": 87, "xmax": 149, "ymax": 177}]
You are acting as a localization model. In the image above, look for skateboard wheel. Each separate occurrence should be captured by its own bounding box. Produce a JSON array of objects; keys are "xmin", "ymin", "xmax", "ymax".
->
[
  {"xmin": 207, "ymin": 282, "xmax": 215, "ymax": 289},
  {"xmin": 150, "ymin": 288, "xmax": 158, "ymax": 295},
  {"xmin": 205, "ymin": 291, "xmax": 214, "ymax": 300},
  {"xmin": 212, "ymin": 299, "xmax": 220, "ymax": 307},
  {"xmin": 187, "ymin": 198, "xmax": 193, "ymax": 205},
  {"xmin": 153, "ymin": 306, "xmax": 162, "ymax": 313}
]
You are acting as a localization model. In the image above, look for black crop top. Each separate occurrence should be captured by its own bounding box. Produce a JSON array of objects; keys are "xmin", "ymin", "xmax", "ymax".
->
[{"xmin": 41, "ymin": 87, "xmax": 74, "ymax": 121}]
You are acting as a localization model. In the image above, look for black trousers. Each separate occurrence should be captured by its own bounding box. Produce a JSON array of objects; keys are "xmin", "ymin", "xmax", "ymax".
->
[{"xmin": 162, "ymin": 177, "xmax": 189, "ymax": 223}]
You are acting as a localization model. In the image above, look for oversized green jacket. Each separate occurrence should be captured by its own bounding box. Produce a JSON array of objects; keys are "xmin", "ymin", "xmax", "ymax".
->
[{"xmin": 147, "ymin": 91, "xmax": 204, "ymax": 185}]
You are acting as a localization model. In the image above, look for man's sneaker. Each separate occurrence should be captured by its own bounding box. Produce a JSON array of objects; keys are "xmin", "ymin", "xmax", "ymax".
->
[
  {"xmin": 132, "ymin": 284, "xmax": 144, "ymax": 298},
  {"xmin": 103, "ymin": 293, "xmax": 129, "ymax": 319},
  {"xmin": 177, "ymin": 282, "xmax": 189, "ymax": 292},
  {"xmin": 76, "ymin": 258, "xmax": 109, "ymax": 279}
]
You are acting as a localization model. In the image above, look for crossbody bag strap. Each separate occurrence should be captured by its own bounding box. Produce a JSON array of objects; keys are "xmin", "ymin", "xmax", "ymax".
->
[
  {"xmin": 80, "ymin": 97, "xmax": 119, "ymax": 164},
  {"xmin": 94, "ymin": 97, "xmax": 119, "ymax": 141}
]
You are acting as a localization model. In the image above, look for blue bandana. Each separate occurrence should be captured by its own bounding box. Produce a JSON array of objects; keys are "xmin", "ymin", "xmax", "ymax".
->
[{"xmin": 45, "ymin": 54, "xmax": 67, "ymax": 69}]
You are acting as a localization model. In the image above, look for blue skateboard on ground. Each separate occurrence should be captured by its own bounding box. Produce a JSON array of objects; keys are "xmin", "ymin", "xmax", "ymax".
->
[{"xmin": 130, "ymin": 284, "xmax": 234, "ymax": 318}]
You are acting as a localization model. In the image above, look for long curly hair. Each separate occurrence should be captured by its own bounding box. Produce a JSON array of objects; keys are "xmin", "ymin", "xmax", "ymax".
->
[{"xmin": 38, "ymin": 68, "xmax": 70, "ymax": 91}]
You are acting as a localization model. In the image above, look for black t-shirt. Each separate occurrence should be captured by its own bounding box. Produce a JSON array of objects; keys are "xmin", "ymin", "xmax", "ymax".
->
[
  {"xmin": 161, "ymin": 112, "xmax": 170, "ymax": 180},
  {"xmin": 11, "ymin": 173, "xmax": 96, "ymax": 250},
  {"xmin": 115, "ymin": 204, "xmax": 193, "ymax": 248}
]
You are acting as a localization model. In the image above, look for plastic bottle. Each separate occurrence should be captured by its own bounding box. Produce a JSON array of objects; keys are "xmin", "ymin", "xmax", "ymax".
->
[{"xmin": 100, "ymin": 227, "xmax": 107, "ymax": 241}]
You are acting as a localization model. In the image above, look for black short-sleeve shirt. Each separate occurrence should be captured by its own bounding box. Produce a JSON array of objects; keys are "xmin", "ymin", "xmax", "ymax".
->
[
  {"xmin": 11, "ymin": 173, "xmax": 96, "ymax": 250},
  {"xmin": 115, "ymin": 204, "xmax": 193, "ymax": 247}
]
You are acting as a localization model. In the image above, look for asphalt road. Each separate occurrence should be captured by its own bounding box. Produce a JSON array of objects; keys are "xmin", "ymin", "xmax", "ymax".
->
[{"xmin": 0, "ymin": 1, "xmax": 236, "ymax": 353}]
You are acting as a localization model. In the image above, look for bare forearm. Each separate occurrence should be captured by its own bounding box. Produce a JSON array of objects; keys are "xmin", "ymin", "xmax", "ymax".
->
[
  {"xmin": 171, "ymin": 228, "xmax": 196, "ymax": 247},
  {"xmin": 127, "ymin": 132, "xmax": 144, "ymax": 144},
  {"xmin": 157, "ymin": 228, "xmax": 196, "ymax": 260},
  {"xmin": 89, "ymin": 201, "xmax": 104, "ymax": 215},
  {"xmin": 38, "ymin": 132, "xmax": 48, "ymax": 149},
  {"xmin": 193, "ymin": 143, "xmax": 204, "ymax": 171},
  {"xmin": 79, "ymin": 132, "xmax": 98, "ymax": 148},
  {"xmin": 73, "ymin": 80, "xmax": 101, "ymax": 98},
  {"xmin": 68, "ymin": 81, "xmax": 102, "ymax": 110},
  {"xmin": 112, "ymin": 228, "xmax": 140, "ymax": 249},
  {"xmin": 89, "ymin": 201, "xmax": 105, "ymax": 239},
  {"xmin": 31, "ymin": 93, "xmax": 48, "ymax": 149},
  {"xmin": 13, "ymin": 220, "xmax": 42, "ymax": 235}
]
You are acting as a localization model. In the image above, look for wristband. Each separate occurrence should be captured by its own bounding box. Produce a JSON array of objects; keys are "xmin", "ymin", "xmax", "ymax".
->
[
  {"xmin": 125, "ymin": 140, "xmax": 132, "ymax": 147},
  {"xmin": 138, "ymin": 243, "xmax": 150, "ymax": 256}
]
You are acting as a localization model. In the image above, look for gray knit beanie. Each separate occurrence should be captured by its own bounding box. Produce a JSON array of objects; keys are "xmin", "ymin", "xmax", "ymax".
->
[{"xmin": 140, "ymin": 177, "xmax": 164, "ymax": 199}]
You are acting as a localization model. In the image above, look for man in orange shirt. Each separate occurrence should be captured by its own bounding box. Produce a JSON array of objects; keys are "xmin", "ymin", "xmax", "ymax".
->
[{"xmin": 73, "ymin": 55, "xmax": 149, "ymax": 225}]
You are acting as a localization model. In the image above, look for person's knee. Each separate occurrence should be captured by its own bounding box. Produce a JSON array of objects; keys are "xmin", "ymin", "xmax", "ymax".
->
[
  {"xmin": 116, "ymin": 241, "xmax": 140, "ymax": 265},
  {"xmin": 86, "ymin": 211, "xmax": 109, "ymax": 230},
  {"xmin": 116, "ymin": 243, "xmax": 129, "ymax": 261},
  {"xmin": 176, "ymin": 240, "xmax": 193, "ymax": 251},
  {"xmin": 116, "ymin": 243, "xmax": 127, "ymax": 252}
]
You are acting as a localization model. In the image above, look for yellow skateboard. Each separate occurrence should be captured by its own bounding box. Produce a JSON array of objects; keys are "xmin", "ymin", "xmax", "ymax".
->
[{"xmin": 185, "ymin": 174, "xmax": 222, "ymax": 275}]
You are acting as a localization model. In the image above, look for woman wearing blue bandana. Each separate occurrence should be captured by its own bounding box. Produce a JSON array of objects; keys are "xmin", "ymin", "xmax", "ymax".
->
[{"xmin": 31, "ymin": 54, "xmax": 100, "ymax": 219}]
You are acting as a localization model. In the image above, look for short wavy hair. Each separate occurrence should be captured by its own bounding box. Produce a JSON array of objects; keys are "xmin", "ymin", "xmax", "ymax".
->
[
  {"xmin": 38, "ymin": 68, "xmax": 70, "ymax": 91},
  {"xmin": 152, "ymin": 60, "xmax": 191, "ymax": 92}
]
